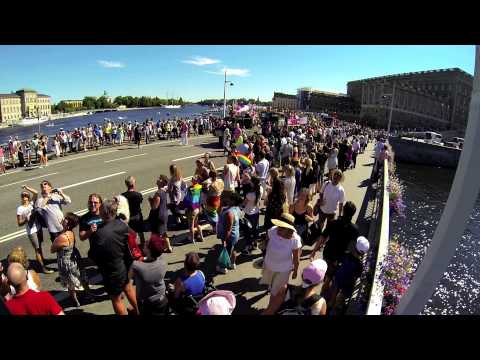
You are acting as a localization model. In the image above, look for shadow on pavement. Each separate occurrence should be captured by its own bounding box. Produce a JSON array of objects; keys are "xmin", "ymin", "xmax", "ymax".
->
[{"xmin": 216, "ymin": 277, "xmax": 268, "ymax": 315}]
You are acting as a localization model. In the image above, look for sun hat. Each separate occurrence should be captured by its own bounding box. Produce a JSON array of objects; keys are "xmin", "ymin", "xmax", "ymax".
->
[
  {"xmin": 271, "ymin": 213, "xmax": 297, "ymax": 232},
  {"xmin": 356, "ymin": 236, "xmax": 370, "ymax": 254},
  {"xmin": 197, "ymin": 290, "xmax": 236, "ymax": 315},
  {"xmin": 302, "ymin": 259, "xmax": 328, "ymax": 288}
]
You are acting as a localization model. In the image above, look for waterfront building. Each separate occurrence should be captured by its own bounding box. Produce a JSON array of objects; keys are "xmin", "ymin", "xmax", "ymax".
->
[
  {"xmin": 347, "ymin": 68, "xmax": 473, "ymax": 133},
  {"xmin": 0, "ymin": 94, "xmax": 22, "ymax": 123},
  {"xmin": 62, "ymin": 100, "xmax": 83, "ymax": 108},
  {"xmin": 0, "ymin": 89, "xmax": 51, "ymax": 124},
  {"xmin": 272, "ymin": 92, "xmax": 297, "ymax": 111},
  {"xmin": 296, "ymin": 87, "xmax": 359, "ymax": 120}
]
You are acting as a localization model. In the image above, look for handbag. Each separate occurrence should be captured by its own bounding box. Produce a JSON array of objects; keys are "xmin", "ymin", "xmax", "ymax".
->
[{"xmin": 217, "ymin": 247, "xmax": 232, "ymax": 269}]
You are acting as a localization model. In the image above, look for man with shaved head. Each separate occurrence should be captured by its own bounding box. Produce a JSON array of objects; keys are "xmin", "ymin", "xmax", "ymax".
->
[{"xmin": 5, "ymin": 263, "xmax": 64, "ymax": 315}]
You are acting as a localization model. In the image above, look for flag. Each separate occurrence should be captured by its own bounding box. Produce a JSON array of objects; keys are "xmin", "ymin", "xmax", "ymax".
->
[{"xmin": 234, "ymin": 151, "xmax": 253, "ymax": 168}]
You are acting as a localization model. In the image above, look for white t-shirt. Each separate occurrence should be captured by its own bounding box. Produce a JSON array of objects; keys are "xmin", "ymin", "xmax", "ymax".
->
[
  {"xmin": 320, "ymin": 181, "xmax": 345, "ymax": 214},
  {"xmin": 264, "ymin": 227, "xmax": 302, "ymax": 273},
  {"xmin": 16, "ymin": 203, "xmax": 38, "ymax": 236},
  {"xmin": 224, "ymin": 163, "xmax": 239, "ymax": 191},
  {"xmin": 283, "ymin": 176, "xmax": 296, "ymax": 206},
  {"xmin": 244, "ymin": 189, "xmax": 263, "ymax": 215},
  {"xmin": 255, "ymin": 159, "xmax": 270, "ymax": 181}
]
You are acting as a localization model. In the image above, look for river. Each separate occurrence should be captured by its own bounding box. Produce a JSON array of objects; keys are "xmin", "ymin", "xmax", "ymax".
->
[
  {"xmin": 393, "ymin": 163, "xmax": 480, "ymax": 315},
  {"xmin": 0, "ymin": 104, "xmax": 219, "ymax": 145}
]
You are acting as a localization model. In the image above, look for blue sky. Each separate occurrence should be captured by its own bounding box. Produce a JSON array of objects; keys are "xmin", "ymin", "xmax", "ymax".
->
[{"xmin": 0, "ymin": 45, "xmax": 475, "ymax": 103}]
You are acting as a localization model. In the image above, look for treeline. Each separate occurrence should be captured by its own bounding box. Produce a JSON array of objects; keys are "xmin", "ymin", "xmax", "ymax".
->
[
  {"xmin": 53, "ymin": 96, "xmax": 186, "ymax": 113},
  {"xmin": 113, "ymin": 96, "xmax": 184, "ymax": 107}
]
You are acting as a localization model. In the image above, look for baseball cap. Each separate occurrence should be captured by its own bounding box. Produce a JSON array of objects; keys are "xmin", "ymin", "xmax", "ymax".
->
[
  {"xmin": 302, "ymin": 259, "xmax": 328, "ymax": 288},
  {"xmin": 197, "ymin": 290, "xmax": 236, "ymax": 315},
  {"xmin": 356, "ymin": 236, "xmax": 370, "ymax": 254}
]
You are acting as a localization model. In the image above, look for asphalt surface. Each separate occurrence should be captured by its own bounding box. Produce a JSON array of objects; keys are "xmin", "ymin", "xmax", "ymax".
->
[{"xmin": 0, "ymin": 135, "xmax": 375, "ymax": 315}]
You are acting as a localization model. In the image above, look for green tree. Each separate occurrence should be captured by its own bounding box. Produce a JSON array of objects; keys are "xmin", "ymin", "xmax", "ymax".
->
[{"xmin": 83, "ymin": 96, "xmax": 97, "ymax": 109}]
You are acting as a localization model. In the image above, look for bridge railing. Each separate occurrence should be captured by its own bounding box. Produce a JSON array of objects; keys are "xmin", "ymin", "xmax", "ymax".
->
[{"xmin": 366, "ymin": 159, "xmax": 390, "ymax": 315}]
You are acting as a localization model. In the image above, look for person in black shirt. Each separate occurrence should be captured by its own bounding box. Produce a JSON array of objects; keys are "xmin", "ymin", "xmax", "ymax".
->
[
  {"xmin": 89, "ymin": 199, "xmax": 139, "ymax": 315},
  {"xmin": 309, "ymin": 201, "xmax": 359, "ymax": 299},
  {"xmin": 79, "ymin": 193, "xmax": 104, "ymax": 246},
  {"xmin": 122, "ymin": 176, "xmax": 146, "ymax": 246}
]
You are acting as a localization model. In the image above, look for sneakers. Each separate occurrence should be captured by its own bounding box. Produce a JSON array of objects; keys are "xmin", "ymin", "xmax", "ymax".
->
[{"xmin": 216, "ymin": 265, "xmax": 228, "ymax": 274}]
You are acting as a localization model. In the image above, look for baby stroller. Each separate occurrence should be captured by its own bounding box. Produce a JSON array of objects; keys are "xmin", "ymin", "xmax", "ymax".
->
[{"xmin": 167, "ymin": 279, "xmax": 217, "ymax": 315}]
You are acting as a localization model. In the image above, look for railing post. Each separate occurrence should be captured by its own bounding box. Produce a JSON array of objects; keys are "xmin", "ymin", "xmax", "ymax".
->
[{"xmin": 366, "ymin": 159, "xmax": 390, "ymax": 315}]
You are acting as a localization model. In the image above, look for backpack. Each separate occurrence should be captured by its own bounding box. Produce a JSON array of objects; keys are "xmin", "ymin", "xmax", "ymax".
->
[{"xmin": 277, "ymin": 286, "xmax": 323, "ymax": 315}]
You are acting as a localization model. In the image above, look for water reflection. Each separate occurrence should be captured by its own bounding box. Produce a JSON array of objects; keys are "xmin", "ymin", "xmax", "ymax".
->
[{"xmin": 394, "ymin": 163, "xmax": 480, "ymax": 315}]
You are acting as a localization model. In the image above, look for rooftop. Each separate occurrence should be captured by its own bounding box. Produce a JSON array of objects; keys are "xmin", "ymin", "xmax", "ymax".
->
[
  {"xmin": 0, "ymin": 94, "xmax": 21, "ymax": 98},
  {"xmin": 348, "ymin": 68, "xmax": 474, "ymax": 84},
  {"xmin": 16, "ymin": 88, "xmax": 37, "ymax": 93}
]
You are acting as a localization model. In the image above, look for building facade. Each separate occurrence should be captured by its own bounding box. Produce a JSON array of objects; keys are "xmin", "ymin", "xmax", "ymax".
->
[
  {"xmin": 0, "ymin": 89, "xmax": 51, "ymax": 124},
  {"xmin": 347, "ymin": 68, "xmax": 473, "ymax": 132},
  {"xmin": 272, "ymin": 92, "xmax": 297, "ymax": 110},
  {"xmin": 296, "ymin": 87, "xmax": 359, "ymax": 119},
  {"xmin": 0, "ymin": 95, "xmax": 22, "ymax": 123},
  {"xmin": 62, "ymin": 100, "xmax": 83, "ymax": 108}
]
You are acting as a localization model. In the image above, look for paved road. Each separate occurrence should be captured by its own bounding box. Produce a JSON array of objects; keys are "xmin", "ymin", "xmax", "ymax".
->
[{"xmin": 0, "ymin": 136, "xmax": 375, "ymax": 315}]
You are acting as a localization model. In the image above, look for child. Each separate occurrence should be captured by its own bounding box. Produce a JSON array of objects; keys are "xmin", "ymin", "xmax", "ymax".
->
[{"xmin": 329, "ymin": 236, "xmax": 370, "ymax": 314}]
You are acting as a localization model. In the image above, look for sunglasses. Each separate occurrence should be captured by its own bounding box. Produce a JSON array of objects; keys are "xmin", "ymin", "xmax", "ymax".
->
[{"xmin": 89, "ymin": 201, "xmax": 100, "ymax": 204}]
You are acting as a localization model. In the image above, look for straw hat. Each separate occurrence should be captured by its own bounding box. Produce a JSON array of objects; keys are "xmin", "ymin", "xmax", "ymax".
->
[{"xmin": 271, "ymin": 213, "xmax": 297, "ymax": 232}]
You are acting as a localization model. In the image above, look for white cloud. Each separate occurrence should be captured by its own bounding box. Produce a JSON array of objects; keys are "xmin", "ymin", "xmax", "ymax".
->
[
  {"xmin": 182, "ymin": 56, "xmax": 221, "ymax": 66},
  {"xmin": 97, "ymin": 60, "xmax": 125, "ymax": 68},
  {"xmin": 206, "ymin": 67, "xmax": 250, "ymax": 77}
]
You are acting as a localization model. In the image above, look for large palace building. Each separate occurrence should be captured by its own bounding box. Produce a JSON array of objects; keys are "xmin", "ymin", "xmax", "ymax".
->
[
  {"xmin": 0, "ymin": 89, "xmax": 51, "ymax": 124},
  {"xmin": 347, "ymin": 68, "xmax": 473, "ymax": 132}
]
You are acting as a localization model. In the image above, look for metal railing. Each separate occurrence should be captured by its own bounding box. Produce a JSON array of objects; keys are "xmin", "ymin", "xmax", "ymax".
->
[{"xmin": 366, "ymin": 159, "xmax": 390, "ymax": 315}]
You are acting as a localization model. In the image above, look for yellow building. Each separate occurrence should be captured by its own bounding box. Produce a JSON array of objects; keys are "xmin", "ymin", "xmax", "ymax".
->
[
  {"xmin": 62, "ymin": 100, "xmax": 83, "ymax": 108},
  {"xmin": 0, "ymin": 94, "xmax": 22, "ymax": 123}
]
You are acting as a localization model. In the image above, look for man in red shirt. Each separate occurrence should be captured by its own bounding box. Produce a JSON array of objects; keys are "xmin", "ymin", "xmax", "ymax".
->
[{"xmin": 6, "ymin": 263, "xmax": 64, "ymax": 315}]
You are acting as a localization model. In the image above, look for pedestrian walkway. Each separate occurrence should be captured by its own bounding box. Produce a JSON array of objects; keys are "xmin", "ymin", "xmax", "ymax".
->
[{"xmin": 52, "ymin": 143, "xmax": 376, "ymax": 315}]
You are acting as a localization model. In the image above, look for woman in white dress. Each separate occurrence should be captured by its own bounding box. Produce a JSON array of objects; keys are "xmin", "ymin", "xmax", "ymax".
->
[{"xmin": 283, "ymin": 165, "xmax": 296, "ymax": 207}]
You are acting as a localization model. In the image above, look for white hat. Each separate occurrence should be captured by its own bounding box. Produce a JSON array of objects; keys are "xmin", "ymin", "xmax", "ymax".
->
[{"xmin": 356, "ymin": 236, "xmax": 370, "ymax": 254}]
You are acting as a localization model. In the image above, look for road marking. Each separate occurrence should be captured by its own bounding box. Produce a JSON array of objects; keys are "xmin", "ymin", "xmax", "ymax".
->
[
  {"xmin": 104, "ymin": 153, "xmax": 147, "ymax": 163},
  {"xmin": 0, "ymin": 169, "xmax": 22, "ymax": 177},
  {"xmin": 0, "ymin": 172, "xmax": 59, "ymax": 189},
  {"xmin": 0, "ymin": 168, "xmax": 222, "ymax": 244},
  {"xmin": 172, "ymin": 153, "xmax": 205, "ymax": 162},
  {"xmin": 49, "ymin": 150, "xmax": 119, "ymax": 165},
  {"xmin": 59, "ymin": 171, "xmax": 126, "ymax": 190}
]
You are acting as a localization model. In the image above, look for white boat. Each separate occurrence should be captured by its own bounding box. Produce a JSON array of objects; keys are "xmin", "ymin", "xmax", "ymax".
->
[
  {"xmin": 118, "ymin": 116, "xmax": 127, "ymax": 120},
  {"xmin": 45, "ymin": 122, "xmax": 55, "ymax": 127},
  {"xmin": 162, "ymin": 105, "xmax": 182, "ymax": 109},
  {"xmin": 18, "ymin": 116, "xmax": 49, "ymax": 127}
]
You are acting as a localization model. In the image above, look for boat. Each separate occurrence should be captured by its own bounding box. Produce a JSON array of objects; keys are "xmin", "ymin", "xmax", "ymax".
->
[
  {"xmin": 45, "ymin": 122, "xmax": 55, "ymax": 127},
  {"xmin": 118, "ymin": 116, "xmax": 127, "ymax": 120},
  {"xmin": 162, "ymin": 105, "xmax": 182, "ymax": 109},
  {"xmin": 18, "ymin": 116, "xmax": 49, "ymax": 127}
]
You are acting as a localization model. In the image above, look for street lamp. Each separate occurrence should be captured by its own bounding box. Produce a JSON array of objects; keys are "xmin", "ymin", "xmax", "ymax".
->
[
  {"xmin": 37, "ymin": 105, "xmax": 41, "ymax": 135},
  {"xmin": 381, "ymin": 81, "xmax": 396, "ymax": 143},
  {"xmin": 223, "ymin": 69, "xmax": 234, "ymax": 118}
]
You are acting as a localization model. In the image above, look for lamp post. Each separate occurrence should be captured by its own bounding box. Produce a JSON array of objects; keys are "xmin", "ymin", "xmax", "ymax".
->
[
  {"xmin": 223, "ymin": 69, "xmax": 234, "ymax": 119},
  {"xmin": 381, "ymin": 81, "xmax": 396, "ymax": 143},
  {"xmin": 37, "ymin": 105, "xmax": 41, "ymax": 135}
]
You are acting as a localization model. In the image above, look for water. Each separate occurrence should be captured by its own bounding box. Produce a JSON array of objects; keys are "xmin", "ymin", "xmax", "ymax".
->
[
  {"xmin": 393, "ymin": 163, "xmax": 480, "ymax": 315},
  {"xmin": 0, "ymin": 104, "xmax": 217, "ymax": 144}
]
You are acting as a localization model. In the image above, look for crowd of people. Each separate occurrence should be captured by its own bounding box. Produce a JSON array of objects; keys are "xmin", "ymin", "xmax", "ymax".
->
[
  {"xmin": 0, "ymin": 116, "xmax": 218, "ymax": 171},
  {"xmin": 1, "ymin": 113, "xmax": 391, "ymax": 315}
]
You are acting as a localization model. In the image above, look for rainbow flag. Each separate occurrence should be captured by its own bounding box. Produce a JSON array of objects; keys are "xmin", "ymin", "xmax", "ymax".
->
[
  {"xmin": 234, "ymin": 151, "xmax": 253, "ymax": 168},
  {"xmin": 184, "ymin": 183, "xmax": 202, "ymax": 210}
]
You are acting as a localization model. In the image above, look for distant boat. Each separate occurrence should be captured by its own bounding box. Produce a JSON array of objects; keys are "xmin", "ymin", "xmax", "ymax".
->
[
  {"xmin": 162, "ymin": 105, "xmax": 182, "ymax": 109},
  {"xmin": 18, "ymin": 116, "xmax": 49, "ymax": 127},
  {"xmin": 45, "ymin": 122, "xmax": 55, "ymax": 127},
  {"xmin": 118, "ymin": 116, "xmax": 127, "ymax": 120}
]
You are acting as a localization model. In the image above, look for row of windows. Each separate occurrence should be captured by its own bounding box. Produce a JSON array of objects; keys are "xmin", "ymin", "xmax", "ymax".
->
[{"xmin": 0, "ymin": 106, "xmax": 21, "ymax": 114}]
